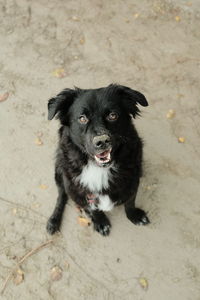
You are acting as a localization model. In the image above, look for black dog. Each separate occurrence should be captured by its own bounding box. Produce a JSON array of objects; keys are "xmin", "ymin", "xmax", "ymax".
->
[{"xmin": 46, "ymin": 84, "xmax": 149, "ymax": 236}]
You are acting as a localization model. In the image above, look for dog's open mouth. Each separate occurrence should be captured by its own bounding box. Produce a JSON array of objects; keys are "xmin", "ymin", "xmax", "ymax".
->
[{"xmin": 94, "ymin": 149, "xmax": 112, "ymax": 166}]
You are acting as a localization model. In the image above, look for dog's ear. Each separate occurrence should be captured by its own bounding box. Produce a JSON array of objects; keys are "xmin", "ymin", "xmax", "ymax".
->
[
  {"xmin": 48, "ymin": 88, "xmax": 79, "ymax": 121},
  {"xmin": 109, "ymin": 84, "xmax": 148, "ymax": 118},
  {"xmin": 119, "ymin": 85, "xmax": 148, "ymax": 118},
  {"xmin": 122, "ymin": 86, "xmax": 148, "ymax": 107}
]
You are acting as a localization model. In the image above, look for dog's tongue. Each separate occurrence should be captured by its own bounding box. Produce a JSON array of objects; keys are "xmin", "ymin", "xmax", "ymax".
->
[{"xmin": 96, "ymin": 150, "xmax": 110, "ymax": 158}]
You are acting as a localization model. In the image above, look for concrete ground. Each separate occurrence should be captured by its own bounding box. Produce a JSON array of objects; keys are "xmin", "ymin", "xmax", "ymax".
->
[{"xmin": 0, "ymin": 0, "xmax": 200, "ymax": 299}]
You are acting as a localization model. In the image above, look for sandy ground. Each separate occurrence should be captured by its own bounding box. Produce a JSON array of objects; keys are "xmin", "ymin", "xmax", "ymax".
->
[{"xmin": 0, "ymin": 0, "xmax": 200, "ymax": 299}]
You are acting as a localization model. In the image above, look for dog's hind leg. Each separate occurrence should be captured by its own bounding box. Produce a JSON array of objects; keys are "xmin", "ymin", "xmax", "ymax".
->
[
  {"xmin": 124, "ymin": 181, "xmax": 150, "ymax": 226},
  {"xmin": 46, "ymin": 170, "xmax": 68, "ymax": 234}
]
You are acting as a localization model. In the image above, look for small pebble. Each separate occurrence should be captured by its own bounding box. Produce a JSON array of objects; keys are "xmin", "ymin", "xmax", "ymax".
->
[
  {"xmin": 72, "ymin": 16, "xmax": 79, "ymax": 21},
  {"xmin": 175, "ymin": 16, "xmax": 181, "ymax": 22},
  {"xmin": 166, "ymin": 109, "xmax": 175, "ymax": 119},
  {"xmin": 50, "ymin": 266, "xmax": 63, "ymax": 281},
  {"xmin": 35, "ymin": 137, "xmax": 43, "ymax": 146},
  {"xmin": 178, "ymin": 137, "xmax": 185, "ymax": 143}
]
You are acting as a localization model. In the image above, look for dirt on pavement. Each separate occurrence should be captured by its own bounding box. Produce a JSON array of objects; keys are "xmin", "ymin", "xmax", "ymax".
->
[{"xmin": 0, "ymin": 0, "xmax": 200, "ymax": 299}]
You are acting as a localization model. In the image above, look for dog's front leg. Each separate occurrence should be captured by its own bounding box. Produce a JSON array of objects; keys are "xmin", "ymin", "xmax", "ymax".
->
[
  {"xmin": 124, "ymin": 182, "xmax": 150, "ymax": 226},
  {"xmin": 85, "ymin": 208, "xmax": 111, "ymax": 236},
  {"xmin": 46, "ymin": 171, "xmax": 68, "ymax": 234}
]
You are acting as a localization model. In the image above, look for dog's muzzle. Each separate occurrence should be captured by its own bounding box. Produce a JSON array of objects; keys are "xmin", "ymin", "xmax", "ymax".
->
[{"xmin": 92, "ymin": 135, "xmax": 112, "ymax": 166}]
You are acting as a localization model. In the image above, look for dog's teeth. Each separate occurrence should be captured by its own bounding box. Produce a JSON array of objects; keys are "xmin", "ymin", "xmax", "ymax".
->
[
  {"xmin": 94, "ymin": 152, "xmax": 111, "ymax": 165},
  {"xmin": 95, "ymin": 156, "xmax": 101, "ymax": 163}
]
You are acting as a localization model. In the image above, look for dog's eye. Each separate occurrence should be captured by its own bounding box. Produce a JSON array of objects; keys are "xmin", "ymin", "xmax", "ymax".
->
[
  {"xmin": 106, "ymin": 112, "xmax": 118, "ymax": 121},
  {"xmin": 78, "ymin": 115, "xmax": 89, "ymax": 124}
]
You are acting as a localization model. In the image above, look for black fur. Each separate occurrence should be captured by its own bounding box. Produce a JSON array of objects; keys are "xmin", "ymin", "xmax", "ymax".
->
[{"xmin": 46, "ymin": 84, "xmax": 149, "ymax": 236}]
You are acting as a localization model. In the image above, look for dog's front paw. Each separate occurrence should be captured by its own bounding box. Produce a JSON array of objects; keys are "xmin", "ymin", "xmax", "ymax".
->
[
  {"xmin": 46, "ymin": 217, "xmax": 60, "ymax": 235},
  {"xmin": 126, "ymin": 208, "xmax": 150, "ymax": 226},
  {"xmin": 93, "ymin": 218, "xmax": 111, "ymax": 236}
]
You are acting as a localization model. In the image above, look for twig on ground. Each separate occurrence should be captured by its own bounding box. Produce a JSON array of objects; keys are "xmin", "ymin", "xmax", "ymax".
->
[
  {"xmin": 0, "ymin": 196, "xmax": 47, "ymax": 219},
  {"xmin": 1, "ymin": 239, "xmax": 53, "ymax": 295}
]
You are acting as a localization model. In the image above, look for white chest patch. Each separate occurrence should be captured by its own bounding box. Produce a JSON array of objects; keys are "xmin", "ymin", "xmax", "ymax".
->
[
  {"xmin": 98, "ymin": 195, "xmax": 114, "ymax": 211},
  {"xmin": 88, "ymin": 194, "xmax": 114, "ymax": 212},
  {"xmin": 77, "ymin": 160, "xmax": 112, "ymax": 192},
  {"xmin": 76, "ymin": 160, "xmax": 116, "ymax": 211}
]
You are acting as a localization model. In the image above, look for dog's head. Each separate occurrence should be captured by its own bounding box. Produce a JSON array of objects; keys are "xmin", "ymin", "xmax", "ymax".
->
[{"xmin": 48, "ymin": 84, "xmax": 148, "ymax": 167}]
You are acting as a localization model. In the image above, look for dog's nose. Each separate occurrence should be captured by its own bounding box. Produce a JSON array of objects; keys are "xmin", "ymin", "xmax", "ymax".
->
[{"xmin": 93, "ymin": 135, "xmax": 111, "ymax": 149}]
